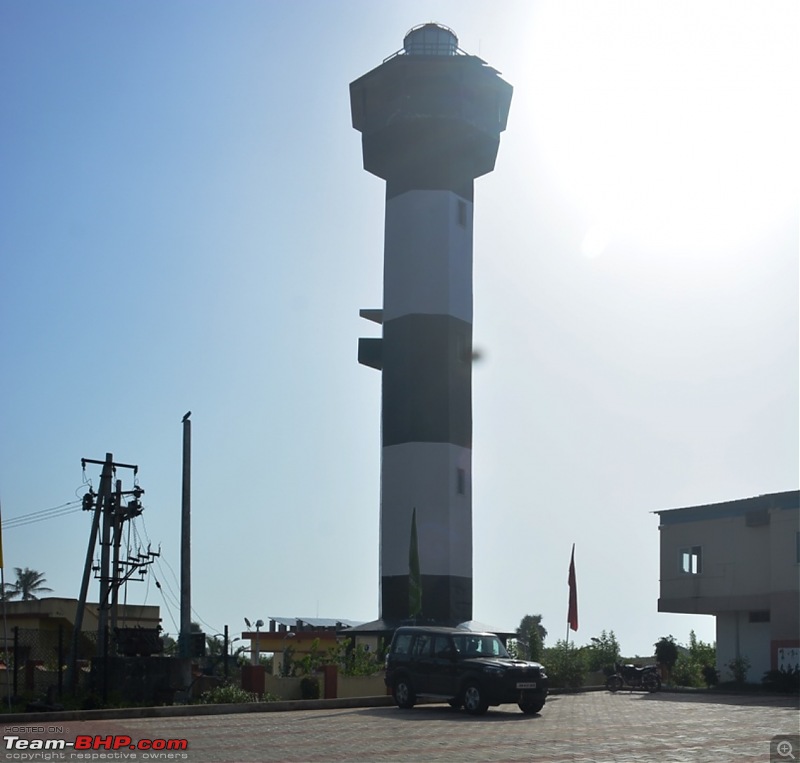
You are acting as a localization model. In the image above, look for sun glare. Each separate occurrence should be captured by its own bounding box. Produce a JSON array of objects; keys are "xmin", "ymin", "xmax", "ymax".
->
[{"xmin": 526, "ymin": 1, "xmax": 798, "ymax": 257}]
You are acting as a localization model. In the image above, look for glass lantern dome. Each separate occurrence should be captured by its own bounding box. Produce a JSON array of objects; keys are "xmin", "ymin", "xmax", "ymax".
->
[{"xmin": 403, "ymin": 23, "xmax": 458, "ymax": 56}]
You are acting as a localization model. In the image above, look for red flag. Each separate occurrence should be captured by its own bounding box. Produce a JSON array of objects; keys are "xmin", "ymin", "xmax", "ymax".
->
[{"xmin": 567, "ymin": 544, "xmax": 578, "ymax": 631}]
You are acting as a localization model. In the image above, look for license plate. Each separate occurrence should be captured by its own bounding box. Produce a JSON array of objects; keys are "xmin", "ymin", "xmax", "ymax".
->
[{"xmin": 516, "ymin": 682, "xmax": 537, "ymax": 689}]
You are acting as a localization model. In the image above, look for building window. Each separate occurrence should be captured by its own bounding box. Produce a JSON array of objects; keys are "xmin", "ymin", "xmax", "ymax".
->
[
  {"xmin": 748, "ymin": 610, "xmax": 770, "ymax": 623},
  {"xmin": 680, "ymin": 546, "xmax": 702, "ymax": 575},
  {"xmin": 456, "ymin": 468, "xmax": 466, "ymax": 495},
  {"xmin": 457, "ymin": 199, "xmax": 467, "ymax": 227}
]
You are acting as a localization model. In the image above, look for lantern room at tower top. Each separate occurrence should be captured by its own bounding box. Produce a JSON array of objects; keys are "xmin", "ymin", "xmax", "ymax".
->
[
  {"xmin": 401, "ymin": 22, "xmax": 460, "ymax": 56},
  {"xmin": 349, "ymin": 23, "xmax": 513, "ymax": 197}
]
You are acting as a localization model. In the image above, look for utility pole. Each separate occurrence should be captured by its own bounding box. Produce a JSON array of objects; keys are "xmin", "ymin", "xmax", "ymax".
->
[
  {"xmin": 66, "ymin": 453, "xmax": 113, "ymax": 690},
  {"xmin": 179, "ymin": 412, "xmax": 192, "ymax": 659},
  {"xmin": 66, "ymin": 454, "xmax": 151, "ymax": 693},
  {"xmin": 96, "ymin": 475, "xmax": 115, "ymax": 658},
  {"xmin": 110, "ymin": 479, "xmax": 122, "ymax": 634}
]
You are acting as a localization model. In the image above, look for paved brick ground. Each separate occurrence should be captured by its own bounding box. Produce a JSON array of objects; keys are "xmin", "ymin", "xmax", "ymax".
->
[{"xmin": 2, "ymin": 692, "xmax": 797, "ymax": 763}]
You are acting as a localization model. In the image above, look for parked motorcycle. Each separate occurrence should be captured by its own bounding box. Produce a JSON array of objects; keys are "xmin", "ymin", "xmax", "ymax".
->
[{"xmin": 606, "ymin": 662, "xmax": 661, "ymax": 692}]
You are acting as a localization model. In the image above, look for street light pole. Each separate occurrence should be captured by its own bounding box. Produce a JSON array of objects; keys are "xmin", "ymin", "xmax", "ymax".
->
[{"xmin": 245, "ymin": 617, "xmax": 264, "ymax": 666}]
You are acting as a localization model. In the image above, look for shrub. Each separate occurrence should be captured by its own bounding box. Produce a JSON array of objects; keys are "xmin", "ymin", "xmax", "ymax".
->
[
  {"xmin": 198, "ymin": 684, "xmax": 265, "ymax": 704},
  {"xmin": 702, "ymin": 664, "xmax": 719, "ymax": 687},
  {"xmin": 671, "ymin": 654, "xmax": 704, "ymax": 688},
  {"xmin": 341, "ymin": 643, "xmax": 381, "ymax": 677},
  {"xmin": 726, "ymin": 655, "xmax": 751, "ymax": 686},
  {"xmin": 762, "ymin": 668, "xmax": 800, "ymax": 694},
  {"xmin": 543, "ymin": 641, "xmax": 587, "ymax": 688}
]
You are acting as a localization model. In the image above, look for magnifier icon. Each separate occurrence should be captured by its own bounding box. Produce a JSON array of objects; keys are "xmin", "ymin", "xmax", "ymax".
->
[{"xmin": 777, "ymin": 740, "xmax": 795, "ymax": 760}]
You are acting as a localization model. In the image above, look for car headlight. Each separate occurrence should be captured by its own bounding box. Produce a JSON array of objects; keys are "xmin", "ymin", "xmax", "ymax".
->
[{"xmin": 483, "ymin": 665, "xmax": 505, "ymax": 675}]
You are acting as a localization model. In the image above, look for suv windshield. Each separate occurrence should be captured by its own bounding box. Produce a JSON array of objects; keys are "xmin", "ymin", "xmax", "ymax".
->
[{"xmin": 451, "ymin": 633, "xmax": 509, "ymax": 658}]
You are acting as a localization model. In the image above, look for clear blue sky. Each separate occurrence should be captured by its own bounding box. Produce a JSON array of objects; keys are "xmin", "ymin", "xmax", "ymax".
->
[{"xmin": 1, "ymin": 0, "xmax": 797, "ymax": 656}]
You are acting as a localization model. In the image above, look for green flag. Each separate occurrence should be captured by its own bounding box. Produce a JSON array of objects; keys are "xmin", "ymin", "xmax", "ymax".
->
[{"xmin": 409, "ymin": 508, "xmax": 421, "ymax": 618}]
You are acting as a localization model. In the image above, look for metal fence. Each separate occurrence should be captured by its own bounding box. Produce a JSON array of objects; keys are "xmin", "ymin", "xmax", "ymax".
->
[{"xmin": 1, "ymin": 625, "xmax": 99, "ymax": 700}]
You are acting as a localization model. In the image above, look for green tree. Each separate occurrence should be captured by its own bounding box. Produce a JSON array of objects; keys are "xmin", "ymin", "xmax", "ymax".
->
[
  {"xmin": 688, "ymin": 630, "xmax": 715, "ymax": 667},
  {"xmin": 668, "ymin": 631, "xmax": 717, "ymax": 688},
  {"xmin": 1, "ymin": 568, "xmax": 53, "ymax": 601},
  {"xmin": 337, "ymin": 642, "xmax": 381, "ymax": 676},
  {"xmin": 654, "ymin": 635, "xmax": 679, "ymax": 683},
  {"xmin": 586, "ymin": 630, "xmax": 621, "ymax": 673},
  {"xmin": 516, "ymin": 614, "xmax": 547, "ymax": 661}
]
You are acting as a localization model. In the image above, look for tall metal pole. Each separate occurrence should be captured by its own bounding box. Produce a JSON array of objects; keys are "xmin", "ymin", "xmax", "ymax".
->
[
  {"xmin": 223, "ymin": 624, "xmax": 229, "ymax": 680},
  {"xmin": 180, "ymin": 412, "xmax": 192, "ymax": 658}
]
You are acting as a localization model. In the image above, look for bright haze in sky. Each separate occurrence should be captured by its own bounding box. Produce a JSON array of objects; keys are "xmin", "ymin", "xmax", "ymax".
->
[{"xmin": 1, "ymin": 0, "xmax": 797, "ymax": 657}]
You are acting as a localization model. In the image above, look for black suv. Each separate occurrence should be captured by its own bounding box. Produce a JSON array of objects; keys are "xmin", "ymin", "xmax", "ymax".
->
[{"xmin": 384, "ymin": 626, "xmax": 548, "ymax": 715}]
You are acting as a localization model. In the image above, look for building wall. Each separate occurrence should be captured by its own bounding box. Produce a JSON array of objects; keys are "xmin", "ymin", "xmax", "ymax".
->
[
  {"xmin": 658, "ymin": 492, "xmax": 799, "ymax": 682},
  {"xmin": 658, "ymin": 515, "xmax": 773, "ymax": 610},
  {"xmin": 716, "ymin": 612, "xmax": 771, "ymax": 682},
  {"xmin": 0, "ymin": 598, "xmax": 160, "ymax": 632},
  {"xmin": 658, "ymin": 502, "xmax": 798, "ymax": 614}
]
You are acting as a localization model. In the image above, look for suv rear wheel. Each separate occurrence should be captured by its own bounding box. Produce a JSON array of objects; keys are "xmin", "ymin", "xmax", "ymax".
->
[
  {"xmin": 462, "ymin": 681, "xmax": 489, "ymax": 716},
  {"xmin": 393, "ymin": 677, "xmax": 416, "ymax": 709}
]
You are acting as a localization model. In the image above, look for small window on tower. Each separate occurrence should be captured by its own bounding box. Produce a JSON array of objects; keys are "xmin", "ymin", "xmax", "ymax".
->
[
  {"xmin": 457, "ymin": 199, "xmax": 467, "ymax": 227},
  {"xmin": 456, "ymin": 468, "xmax": 466, "ymax": 495},
  {"xmin": 679, "ymin": 546, "xmax": 702, "ymax": 575}
]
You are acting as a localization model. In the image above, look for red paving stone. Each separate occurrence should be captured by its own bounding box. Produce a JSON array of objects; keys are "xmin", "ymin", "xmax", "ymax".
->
[{"xmin": 2, "ymin": 691, "xmax": 798, "ymax": 762}]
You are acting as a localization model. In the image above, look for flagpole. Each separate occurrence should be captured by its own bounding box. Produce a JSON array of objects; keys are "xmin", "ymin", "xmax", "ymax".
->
[{"xmin": 566, "ymin": 543, "xmax": 578, "ymax": 652}]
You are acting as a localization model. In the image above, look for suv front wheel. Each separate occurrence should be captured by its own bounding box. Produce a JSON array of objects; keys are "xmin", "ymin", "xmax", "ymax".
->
[
  {"xmin": 462, "ymin": 681, "xmax": 489, "ymax": 716},
  {"xmin": 518, "ymin": 697, "xmax": 545, "ymax": 714},
  {"xmin": 393, "ymin": 676, "xmax": 416, "ymax": 709}
]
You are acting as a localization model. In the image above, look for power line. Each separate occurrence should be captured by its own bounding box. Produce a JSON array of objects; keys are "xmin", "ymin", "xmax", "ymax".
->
[
  {"xmin": 1, "ymin": 501, "xmax": 83, "ymax": 529},
  {"xmin": 136, "ymin": 514, "xmax": 219, "ymax": 635}
]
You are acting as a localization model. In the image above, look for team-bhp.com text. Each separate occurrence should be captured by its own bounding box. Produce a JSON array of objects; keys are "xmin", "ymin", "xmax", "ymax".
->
[{"xmin": 3, "ymin": 735, "xmax": 189, "ymax": 760}]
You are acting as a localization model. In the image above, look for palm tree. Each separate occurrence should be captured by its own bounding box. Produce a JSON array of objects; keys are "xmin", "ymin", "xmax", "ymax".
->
[{"xmin": 1, "ymin": 567, "xmax": 53, "ymax": 601}]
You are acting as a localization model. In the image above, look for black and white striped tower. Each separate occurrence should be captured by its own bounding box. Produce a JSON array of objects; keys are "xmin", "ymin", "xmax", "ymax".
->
[{"xmin": 351, "ymin": 24, "xmax": 512, "ymax": 626}]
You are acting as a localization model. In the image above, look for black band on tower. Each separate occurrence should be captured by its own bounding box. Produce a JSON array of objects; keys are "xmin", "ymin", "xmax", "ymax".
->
[{"xmin": 381, "ymin": 315, "xmax": 472, "ymax": 448}]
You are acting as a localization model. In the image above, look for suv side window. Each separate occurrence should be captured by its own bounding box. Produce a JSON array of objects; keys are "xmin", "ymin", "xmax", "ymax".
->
[
  {"xmin": 432, "ymin": 635, "xmax": 454, "ymax": 659},
  {"xmin": 411, "ymin": 633, "xmax": 432, "ymax": 657},
  {"xmin": 392, "ymin": 633, "xmax": 413, "ymax": 655}
]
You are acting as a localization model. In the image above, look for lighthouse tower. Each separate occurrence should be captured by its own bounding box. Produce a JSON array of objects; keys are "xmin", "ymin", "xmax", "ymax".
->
[{"xmin": 351, "ymin": 24, "xmax": 512, "ymax": 626}]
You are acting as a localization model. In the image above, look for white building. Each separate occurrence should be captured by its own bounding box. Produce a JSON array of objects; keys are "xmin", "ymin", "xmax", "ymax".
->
[{"xmin": 656, "ymin": 490, "xmax": 799, "ymax": 682}]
